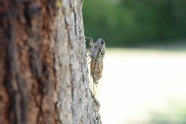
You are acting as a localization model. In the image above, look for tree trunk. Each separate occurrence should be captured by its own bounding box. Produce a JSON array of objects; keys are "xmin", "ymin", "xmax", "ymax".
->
[{"xmin": 0, "ymin": 0, "xmax": 101, "ymax": 124}]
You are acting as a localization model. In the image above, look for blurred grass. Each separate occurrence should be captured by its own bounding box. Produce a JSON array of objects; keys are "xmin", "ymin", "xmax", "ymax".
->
[{"xmin": 148, "ymin": 100, "xmax": 186, "ymax": 124}]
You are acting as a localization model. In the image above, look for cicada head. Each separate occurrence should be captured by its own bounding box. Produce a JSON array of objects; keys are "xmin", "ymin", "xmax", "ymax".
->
[{"xmin": 90, "ymin": 38, "xmax": 105, "ymax": 59}]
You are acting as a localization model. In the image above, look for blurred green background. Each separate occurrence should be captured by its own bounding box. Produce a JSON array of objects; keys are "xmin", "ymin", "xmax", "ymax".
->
[
  {"xmin": 83, "ymin": 1, "xmax": 186, "ymax": 124},
  {"xmin": 83, "ymin": 0, "xmax": 186, "ymax": 47}
]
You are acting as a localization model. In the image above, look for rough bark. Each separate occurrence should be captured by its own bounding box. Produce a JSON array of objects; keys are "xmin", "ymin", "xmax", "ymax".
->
[{"xmin": 0, "ymin": 0, "xmax": 101, "ymax": 124}]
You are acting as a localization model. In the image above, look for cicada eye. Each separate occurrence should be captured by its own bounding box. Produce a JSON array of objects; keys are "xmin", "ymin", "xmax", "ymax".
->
[{"xmin": 101, "ymin": 40, "xmax": 104, "ymax": 45}]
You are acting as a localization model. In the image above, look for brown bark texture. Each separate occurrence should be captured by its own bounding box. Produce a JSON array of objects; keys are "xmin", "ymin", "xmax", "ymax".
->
[{"xmin": 0, "ymin": 0, "xmax": 101, "ymax": 124}]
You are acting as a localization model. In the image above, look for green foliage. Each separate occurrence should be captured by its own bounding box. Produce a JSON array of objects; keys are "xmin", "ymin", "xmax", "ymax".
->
[{"xmin": 83, "ymin": 0, "xmax": 186, "ymax": 47}]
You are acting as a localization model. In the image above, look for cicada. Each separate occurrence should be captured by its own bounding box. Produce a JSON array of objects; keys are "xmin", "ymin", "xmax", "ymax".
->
[{"xmin": 85, "ymin": 37, "xmax": 105, "ymax": 95}]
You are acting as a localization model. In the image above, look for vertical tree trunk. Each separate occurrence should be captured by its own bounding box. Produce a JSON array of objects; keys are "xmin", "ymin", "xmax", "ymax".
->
[{"xmin": 0, "ymin": 0, "xmax": 101, "ymax": 124}]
